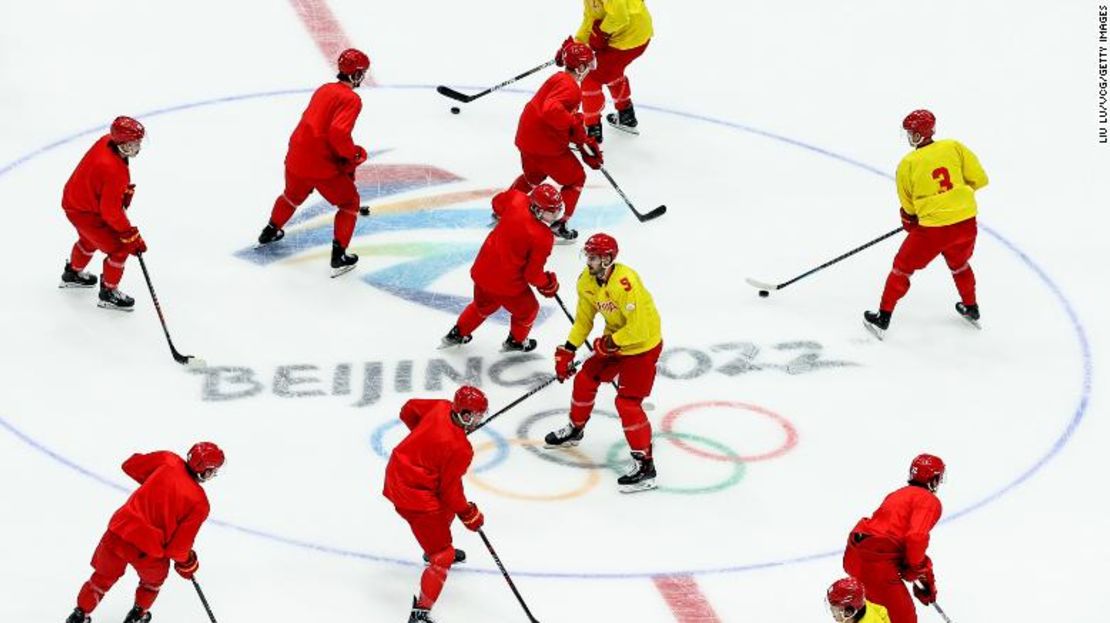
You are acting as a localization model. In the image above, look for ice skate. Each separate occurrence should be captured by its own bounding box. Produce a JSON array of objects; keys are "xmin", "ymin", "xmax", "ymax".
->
[
  {"xmin": 122, "ymin": 606, "xmax": 152, "ymax": 623},
  {"xmin": 862, "ymin": 310, "xmax": 891, "ymax": 341},
  {"xmin": 439, "ymin": 326, "xmax": 472, "ymax": 349},
  {"xmin": 256, "ymin": 222, "xmax": 285, "ymax": 247},
  {"xmin": 330, "ymin": 240, "xmax": 359, "ymax": 278},
  {"xmin": 501, "ymin": 336, "xmax": 537, "ymax": 352},
  {"xmin": 955, "ymin": 302, "xmax": 981, "ymax": 329},
  {"xmin": 606, "ymin": 104, "xmax": 640, "ymax": 136},
  {"xmin": 586, "ymin": 122, "xmax": 604, "ymax": 144},
  {"xmin": 617, "ymin": 451, "xmax": 657, "ymax": 493},
  {"xmin": 98, "ymin": 285, "xmax": 135, "ymax": 312},
  {"xmin": 408, "ymin": 597, "xmax": 436, "ymax": 623},
  {"xmin": 550, "ymin": 219, "xmax": 578, "ymax": 245},
  {"xmin": 544, "ymin": 421, "xmax": 584, "ymax": 448},
  {"xmin": 65, "ymin": 607, "xmax": 90, "ymax": 623},
  {"xmin": 423, "ymin": 548, "xmax": 466, "ymax": 565},
  {"xmin": 59, "ymin": 262, "xmax": 97, "ymax": 288}
]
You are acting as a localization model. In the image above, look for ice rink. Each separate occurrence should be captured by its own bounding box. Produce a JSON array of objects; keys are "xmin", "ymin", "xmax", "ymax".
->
[{"xmin": 1, "ymin": 1, "xmax": 1108, "ymax": 621}]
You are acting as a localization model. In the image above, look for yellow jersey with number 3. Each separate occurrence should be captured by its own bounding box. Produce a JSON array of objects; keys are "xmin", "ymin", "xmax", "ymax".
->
[
  {"xmin": 896, "ymin": 139, "xmax": 989, "ymax": 227},
  {"xmin": 568, "ymin": 263, "xmax": 662, "ymax": 356},
  {"xmin": 575, "ymin": 0, "xmax": 653, "ymax": 51}
]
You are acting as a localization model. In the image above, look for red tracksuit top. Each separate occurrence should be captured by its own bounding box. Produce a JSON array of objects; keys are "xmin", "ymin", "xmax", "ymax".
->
[
  {"xmin": 853, "ymin": 484, "xmax": 942, "ymax": 567},
  {"xmin": 107, "ymin": 452, "xmax": 210, "ymax": 561},
  {"xmin": 383, "ymin": 399, "xmax": 474, "ymax": 514},
  {"xmin": 470, "ymin": 190, "xmax": 556, "ymax": 297},
  {"xmin": 61, "ymin": 135, "xmax": 134, "ymax": 233},
  {"xmin": 285, "ymin": 82, "xmax": 363, "ymax": 180},
  {"xmin": 514, "ymin": 72, "xmax": 583, "ymax": 157}
]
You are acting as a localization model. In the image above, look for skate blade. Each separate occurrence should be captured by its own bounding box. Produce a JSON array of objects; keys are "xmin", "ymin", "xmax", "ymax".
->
[
  {"xmin": 544, "ymin": 439, "xmax": 582, "ymax": 450},
  {"xmin": 97, "ymin": 301, "xmax": 135, "ymax": 312},
  {"xmin": 553, "ymin": 237, "xmax": 578, "ymax": 246},
  {"xmin": 330, "ymin": 264, "xmax": 357, "ymax": 278},
  {"xmin": 862, "ymin": 320, "xmax": 885, "ymax": 341},
  {"xmin": 618, "ymin": 479, "xmax": 657, "ymax": 494},
  {"xmin": 960, "ymin": 316, "xmax": 982, "ymax": 330},
  {"xmin": 606, "ymin": 120, "xmax": 640, "ymax": 135},
  {"xmin": 437, "ymin": 340, "xmax": 468, "ymax": 350},
  {"xmin": 59, "ymin": 281, "xmax": 96, "ymax": 289},
  {"xmin": 501, "ymin": 344, "xmax": 537, "ymax": 353}
]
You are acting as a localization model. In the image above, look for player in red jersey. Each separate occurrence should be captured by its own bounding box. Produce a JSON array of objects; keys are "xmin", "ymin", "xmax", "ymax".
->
[
  {"xmin": 509, "ymin": 41, "xmax": 603, "ymax": 243},
  {"xmin": 65, "ymin": 443, "xmax": 224, "ymax": 623},
  {"xmin": 257, "ymin": 48, "xmax": 370, "ymax": 277},
  {"xmin": 441, "ymin": 184, "xmax": 563, "ymax": 352},
  {"xmin": 59, "ymin": 116, "xmax": 148, "ymax": 311},
  {"xmin": 842, "ymin": 454, "xmax": 945, "ymax": 623},
  {"xmin": 384, "ymin": 387, "xmax": 489, "ymax": 623}
]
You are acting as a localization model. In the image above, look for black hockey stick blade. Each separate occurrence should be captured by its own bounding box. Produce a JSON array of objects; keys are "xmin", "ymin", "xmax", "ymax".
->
[
  {"xmin": 634, "ymin": 204, "xmax": 667, "ymax": 222},
  {"xmin": 435, "ymin": 85, "xmax": 474, "ymax": 103}
]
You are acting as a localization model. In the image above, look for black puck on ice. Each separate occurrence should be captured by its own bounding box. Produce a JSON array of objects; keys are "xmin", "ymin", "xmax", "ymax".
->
[
  {"xmin": 450, "ymin": 106, "xmax": 461, "ymax": 114},
  {"xmin": 758, "ymin": 290, "xmax": 769, "ymax": 298}
]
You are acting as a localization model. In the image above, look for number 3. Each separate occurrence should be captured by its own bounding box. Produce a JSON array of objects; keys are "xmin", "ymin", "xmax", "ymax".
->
[{"xmin": 932, "ymin": 167, "xmax": 954, "ymax": 193}]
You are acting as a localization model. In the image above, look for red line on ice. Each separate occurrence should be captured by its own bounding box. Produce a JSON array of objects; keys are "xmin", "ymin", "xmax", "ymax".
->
[
  {"xmin": 287, "ymin": 0, "xmax": 376, "ymax": 85},
  {"xmin": 653, "ymin": 575, "xmax": 722, "ymax": 622}
]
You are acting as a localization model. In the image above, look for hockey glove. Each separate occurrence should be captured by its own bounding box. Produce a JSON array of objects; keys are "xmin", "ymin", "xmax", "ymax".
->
[
  {"xmin": 174, "ymin": 550, "xmax": 199, "ymax": 580},
  {"xmin": 122, "ymin": 184, "xmax": 136, "ymax": 209},
  {"xmin": 119, "ymin": 227, "xmax": 147, "ymax": 256},
  {"xmin": 900, "ymin": 208, "xmax": 918, "ymax": 232},
  {"xmin": 536, "ymin": 272, "xmax": 559, "ymax": 298},
  {"xmin": 588, "ymin": 20, "xmax": 610, "ymax": 51},
  {"xmin": 569, "ymin": 112, "xmax": 589, "ymax": 145},
  {"xmin": 554, "ymin": 343, "xmax": 577, "ymax": 382},
  {"xmin": 593, "ymin": 334, "xmax": 620, "ymax": 356},
  {"xmin": 913, "ymin": 576, "xmax": 937, "ymax": 605},
  {"xmin": 458, "ymin": 502, "xmax": 484, "ymax": 532},
  {"xmin": 580, "ymin": 137, "xmax": 603, "ymax": 170},
  {"xmin": 555, "ymin": 36, "xmax": 575, "ymax": 67}
]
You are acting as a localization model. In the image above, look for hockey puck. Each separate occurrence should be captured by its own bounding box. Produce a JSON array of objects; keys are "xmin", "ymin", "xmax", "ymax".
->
[
  {"xmin": 450, "ymin": 106, "xmax": 461, "ymax": 114},
  {"xmin": 758, "ymin": 290, "xmax": 769, "ymax": 298}
]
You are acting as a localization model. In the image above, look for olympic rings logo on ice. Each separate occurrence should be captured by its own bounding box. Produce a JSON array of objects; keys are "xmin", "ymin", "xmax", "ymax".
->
[{"xmin": 369, "ymin": 401, "xmax": 799, "ymax": 499}]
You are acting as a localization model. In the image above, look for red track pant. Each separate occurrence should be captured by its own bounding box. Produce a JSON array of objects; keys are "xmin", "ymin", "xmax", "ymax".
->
[
  {"xmin": 843, "ymin": 534, "xmax": 918, "ymax": 623},
  {"xmin": 396, "ymin": 507, "xmax": 457, "ymax": 610},
  {"xmin": 65, "ymin": 212, "xmax": 129, "ymax": 289},
  {"xmin": 76, "ymin": 531, "xmax": 169, "ymax": 614},
  {"xmin": 879, "ymin": 218, "xmax": 978, "ymax": 312},
  {"xmin": 456, "ymin": 284, "xmax": 539, "ymax": 342},
  {"xmin": 581, "ymin": 41, "xmax": 650, "ymax": 125},
  {"xmin": 570, "ymin": 342, "xmax": 662, "ymax": 457},
  {"xmin": 510, "ymin": 150, "xmax": 585, "ymax": 220},
  {"xmin": 269, "ymin": 168, "xmax": 360, "ymax": 248}
]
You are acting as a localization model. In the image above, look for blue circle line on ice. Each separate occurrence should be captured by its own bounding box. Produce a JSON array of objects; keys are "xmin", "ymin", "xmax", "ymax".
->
[{"xmin": 0, "ymin": 85, "xmax": 1092, "ymax": 579}]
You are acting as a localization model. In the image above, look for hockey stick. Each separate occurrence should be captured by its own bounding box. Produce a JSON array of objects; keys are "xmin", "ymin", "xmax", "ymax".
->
[
  {"xmin": 467, "ymin": 372, "xmax": 566, "ymax": 436},
  {"xmin": 437, "ymin": 59, "xmax": 556, "ymax": 104},
  {"xmin": 598, "ymin": 165, "xmax": 666, "ymax": 222},
  {"xmin": 137, "ymin": 254, "xmax": 206, "ymax": 368},
  {"xmin": 914, "ymin": 581, "xmax": 953, "ymax": 623},
  {"xmin": 745, "ymin": 227, "xmax": 902, "ymax": 295},
  {"xmin": 553, "ymin": 293, "xmax": 619, "ymax": 392},
  {"xmin": 478, "ymin": 529, "xmax": 541, "ymax": 623},
  {"xmin": 191, "ymin": 578, "xmax": 218, "ymax": 623}
]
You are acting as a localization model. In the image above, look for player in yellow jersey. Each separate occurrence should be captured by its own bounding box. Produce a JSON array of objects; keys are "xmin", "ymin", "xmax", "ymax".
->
[
  {"xmin": 864, "ymin": 110, "xmax": 990, "ymax": 339},
  {"xmin": 827, "ymin": 577, "xmax": 893, "ymax": 623},
  {"xmin": 544, "ymin": 233, "xmax": 662, "ymax": 492},
  {"xmin": 556, "ymin": 0, "xmax": 653, "ymax": 142}
]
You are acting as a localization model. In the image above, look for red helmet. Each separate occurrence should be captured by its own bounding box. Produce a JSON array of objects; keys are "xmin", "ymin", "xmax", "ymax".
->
[
  {"xmin": 187, "ymin": 442, "xmax": 225, "ymax": 474},
  {"xmin": 110, "ymin": 116, "xmax": 145, "ymax": 144},
  {"xmin": 561, "ymin": 42, "xmax": 595, "ymax": 72},
  {"xmin": 529, "ymin": 184, "xmax": 564, "ymax": 214},
  {"xmin": 584, "ymin": 233, "xmax": 619, "ymax": 259},
  {"xmin": 827, "ymin": 577, "xmax": 866, "ymax": 611},
  {"xmin": 909, "ymin": 453, "xmax": 946, "ymax": 485},
  {"xmin": 338, "ymin": 48, "xmax": 370, "ymax": 75},
  {"xmin": 453, "ymin": 385, "xmax": 488, "ymax": 416},
  {"xmin": 902, "ymin": 109, "xmax": 936, "ymax": 140}
]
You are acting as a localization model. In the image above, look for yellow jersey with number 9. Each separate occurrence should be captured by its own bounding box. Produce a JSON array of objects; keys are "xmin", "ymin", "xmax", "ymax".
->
[
  {"xmin": 895, "ymin": 139, "xmax": 989, "ymax": 227},
  {"xmin": 568, "ymin": 263, "xmax": 662, "ymax": 356}
]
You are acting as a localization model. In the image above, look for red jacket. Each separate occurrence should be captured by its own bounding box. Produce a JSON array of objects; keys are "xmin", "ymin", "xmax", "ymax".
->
[
  {"xmin": 61, "ymin": 135, "xmax": 134, "ymax": 233},
  {"xmin": 285, "ymin": 82, "xmax": 362, "ymax": 179},
  {"xmin": 514, "ymin": 72, "xmax": 582, "ymax": 157},
  {"xmin": 383, "ymin": 399, "xmax": 474, "ymax": 514},
  {"xmin": 851, "ymin": 484, "xmax": 942, "ymax": 568},
  {"xmin": 107, "ymin": 452, "xmax": 210, "ymax": 562},
  {"xmin": 470, "ymin": 190, "xmax": 555, "ymax": 297}
]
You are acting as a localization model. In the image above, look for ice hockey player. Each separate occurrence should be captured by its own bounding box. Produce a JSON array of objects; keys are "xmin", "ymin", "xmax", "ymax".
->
[
  {"xmin": 383, "ymin": 386, "xmax": 489, "ymax": 623},
  {"xmin": 65, "ymin": 443, "xmax": 224, "ymax": 623},
  {"xmin": 510, "ymin": 41, "xmax": 604, "ymax": 243},
  {"xmin": 827, "ymin": 577, "xmax": 892, "ymax": 623},
  {"xmin": 544, "ymin": 233, "xmax": 662, "ymax": 492},
  {"xmin": 561, "ymin": 0, "xmax": 654, "ymax": 142},
  {"xmin": 864, "ymin": 110, "xmax": 989, "ymax": 339},
  {"xmin": 256, "ymin": 48, "xmax": 370, "ymax": 277},
  {"xmin": 842, "ymin": 454, "xmax": 945, "ymax": 623},
  {"xmin": 442, "ymin": 185, "xmax": 563, "ymax": 352},
  {"xmin": 59, "ymin": 116, "xmax": 148, "ymax": 311}
]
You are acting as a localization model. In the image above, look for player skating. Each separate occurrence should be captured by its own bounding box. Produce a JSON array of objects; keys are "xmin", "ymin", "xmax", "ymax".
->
[
  {"xmin": 509, "ymin": 41, "xmax": 604, "ymax": 243},
  {"xmin": 65, "ymin": 443, "xmax": 224, "ymax": 623},
  {"xmin": 383, "ymin": 387, "xmax": 489, "ymax": 622},
  {"xmin": 562, "ymin": 0, "xmax": 653, "ymax": 142},
  {"xmin": 256, "ymin": 48, "xmax": 370, "ymax": 277},
  {"xmin": 59, "ymin": 116, "xmax": 148, "ymax": 311},
  {"xmin": 827, "ymin": 577, "xmax": 892, "ymax": 622},
  {"xmin": 864, "ymin": 110, "xmax": 989, "ymax": 339},
  {"xmin": 842, "ymin": 454, "xmax": 945, "ymax": 623},
  {"xmin": 442, "ymin": 185, "xmax": 563, "ymax": 352},
  {"xmin": 544, "ymin": 233, "xmax": 662, "ymax": 492}
]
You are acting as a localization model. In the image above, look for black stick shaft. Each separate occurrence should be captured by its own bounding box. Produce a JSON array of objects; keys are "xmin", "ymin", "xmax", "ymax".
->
[
  {"xmin": 442, "ymin": 60, "xmax": 555, "ymax": 102},
  {"xmin": 191, "ymin": 578, "xmax": 218, "ymax": 623},
  {"xmin": 137, "ymin": 254, "xmax": 187, "ymax": 363},
  {"xmin": 467, "ymin": 374, "xmax": 559, "ymax": 435},
  {"xmin": 478, "ymin": 529, "xmax": 540, "ymax": 622},
  {"xmin": 554, "ymin": 293, "xmax": 619, "ymax": 391},
  {"xmin": 777, "ymin": 227, "xmax": 902, "ymax": 289}
]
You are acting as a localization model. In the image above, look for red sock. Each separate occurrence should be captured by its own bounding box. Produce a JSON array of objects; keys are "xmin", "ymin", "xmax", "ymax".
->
[
  {"xmin": 333, "ymin": 209, "xmax": 357, "ymax": 248},
  {"xmin": 269, "ymin": 195, "xmax": 297, "ymax": 229}
]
